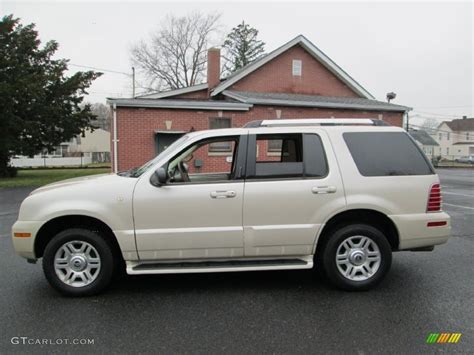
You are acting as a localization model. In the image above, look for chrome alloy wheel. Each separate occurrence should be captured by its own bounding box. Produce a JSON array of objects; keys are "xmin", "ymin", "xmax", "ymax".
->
[
  {"xmin": 54, "ymin": 241, "xmax": 101, "ymax": 287},
  {"xmin": 335, "ymin": 235, "xmax": 381, "ymax": 281}
]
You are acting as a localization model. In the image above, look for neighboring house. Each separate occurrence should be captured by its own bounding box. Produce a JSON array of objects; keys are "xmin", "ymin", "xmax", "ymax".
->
[
  {"xmin": 10, "ymin": 128, "xmax": 110, "ymax": 167},
  {"xmin": 409, "ymin": 129, "xmax": 439, "ymax": 159},
  {"xmin": 67, "ymin": 128, "xmax": 111, "ymax": 162},
  {"xmin": 107, "ymin": 35, "xmax": 411, "ymax": 172},
  {"xmin": 435, "ymin": 117, "xmax": 474, "ymax": 159}
]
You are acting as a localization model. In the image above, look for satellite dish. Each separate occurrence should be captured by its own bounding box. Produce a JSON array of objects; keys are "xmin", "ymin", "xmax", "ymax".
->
[{"xmin": 386, "ymin": 92, "xmax": 397, "ymax": 103}]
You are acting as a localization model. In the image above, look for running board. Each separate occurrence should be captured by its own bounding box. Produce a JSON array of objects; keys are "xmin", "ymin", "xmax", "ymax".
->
[{"xmin": 127, "ymin": 258, "xmax": 313, "ymax": 275}]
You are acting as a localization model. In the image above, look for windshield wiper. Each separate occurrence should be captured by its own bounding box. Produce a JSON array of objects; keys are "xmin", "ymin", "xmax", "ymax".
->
[{"xmin": 117, "ymin": 167, "xmax": 139, "ymax": 177}]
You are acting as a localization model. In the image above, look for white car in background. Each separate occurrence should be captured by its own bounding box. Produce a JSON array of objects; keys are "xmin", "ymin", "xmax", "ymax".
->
[
  {"xmin": 12, "ymin": 119, "xmax": 451, "ymax": 296},
  {"xmin": 455, "ymin": 155, "xmax": 474, "ymax": 164}
]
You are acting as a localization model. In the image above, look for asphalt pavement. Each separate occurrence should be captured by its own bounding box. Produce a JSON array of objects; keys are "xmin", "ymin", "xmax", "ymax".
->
[{"xmin": 0, "ymin": 169, "xmax": 472, "ymax": 354}]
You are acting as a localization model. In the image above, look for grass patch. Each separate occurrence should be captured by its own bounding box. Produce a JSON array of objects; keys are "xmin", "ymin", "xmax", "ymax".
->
[{"xmin": 0, "ymin": 168, "xmax": 111, "ymax": 188}]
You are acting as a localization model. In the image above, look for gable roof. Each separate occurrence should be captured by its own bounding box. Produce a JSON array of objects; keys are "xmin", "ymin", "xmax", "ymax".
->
[
  {"xmin": 136, "ymin": 83, "xmax": 208, "ymax": 99},
  {"xmin": 223, "ymin": 90, "xmax": 410, "ymax": 112},
  {"xmin": 409, "ymin": 129, "xmax": 439, "ymax": 146},
  {"xmin": 442, "ymin": 118, "xmax": 474, "ymax": 132},
  {"xmin": 211, "ymin": 35, "xmax": 375, "ymax": 99}
]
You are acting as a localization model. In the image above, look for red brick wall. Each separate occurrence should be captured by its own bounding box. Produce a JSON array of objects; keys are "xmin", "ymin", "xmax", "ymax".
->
[
  {"xmin": 113, "ymin": 106, "xmax": 403, "ymax": 172},
  {"xmin": 228, "ymin": 45, "xmax": 361, "ymax": 98}
]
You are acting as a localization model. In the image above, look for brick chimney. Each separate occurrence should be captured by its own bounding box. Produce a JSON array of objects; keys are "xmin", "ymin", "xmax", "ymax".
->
[{"xmin": 207, "ymin": 48, "xmax": 221, "ymax": 95}]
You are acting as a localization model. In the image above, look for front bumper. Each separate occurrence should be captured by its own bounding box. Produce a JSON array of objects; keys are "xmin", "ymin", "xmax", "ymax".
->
[
  {"xmin": 11, "ymin": 220, "xmax": 45, "ymax": 260},
  {"xmin": 389, "ymin": 212, "xmax": 451, "ymax": 250}
]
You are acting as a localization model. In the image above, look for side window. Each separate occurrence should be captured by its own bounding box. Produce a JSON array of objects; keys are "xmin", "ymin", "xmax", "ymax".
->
[
  {"xmin": 303, "ymin": 134, "xmax": 328, "ymax": 177},
  {"xmin": 343, "ymin": 132, "xmax": 434, "ymax": 176},
  {"xmin": 247, "ymin": 133, "xmax": 328, "ymax": 179},
  {"xmin": 166, "ymin": 136, "xmax": 240, "ymax": 183}
]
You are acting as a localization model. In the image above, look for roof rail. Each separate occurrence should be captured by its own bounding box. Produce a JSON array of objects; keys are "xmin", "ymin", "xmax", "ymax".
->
[{"xmin": 243, "ymin": 118, "xmax": 389, "ymax": 128}]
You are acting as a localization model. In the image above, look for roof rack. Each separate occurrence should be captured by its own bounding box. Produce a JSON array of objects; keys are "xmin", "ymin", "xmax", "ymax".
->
[{"xmin": 243, "ymin": 118, "xmax": 389, "ymax": 128}]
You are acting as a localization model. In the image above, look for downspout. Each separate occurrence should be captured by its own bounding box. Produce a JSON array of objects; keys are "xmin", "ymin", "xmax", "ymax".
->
[{"xmin": 112, "ymin": 103, "xmax": 118, "ymax": 173}]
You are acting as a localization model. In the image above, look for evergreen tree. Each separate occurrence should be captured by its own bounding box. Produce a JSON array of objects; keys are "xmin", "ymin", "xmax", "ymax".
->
[
  {"xmin": 222, "ymin": 21, "xmax": 265, "ymax": 75},
  {"xmin": 0, "ymin": 15, "xmax": 102, "ymax": 176}
]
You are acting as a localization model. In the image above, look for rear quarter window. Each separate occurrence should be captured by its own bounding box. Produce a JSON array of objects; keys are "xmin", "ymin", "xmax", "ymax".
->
[{"xmin": 343, "ymin": 132, "xmax": 434, "ymax": 176}]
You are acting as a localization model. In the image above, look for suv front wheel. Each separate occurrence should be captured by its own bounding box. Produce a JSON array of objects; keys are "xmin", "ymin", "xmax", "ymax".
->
[
  {"xmin": 321, "ymin": 224, "xmax": 392, "ymax": 291},
  {"xmin": 43, "ymin": 228, "xmax": 115, "ymax": 296}
]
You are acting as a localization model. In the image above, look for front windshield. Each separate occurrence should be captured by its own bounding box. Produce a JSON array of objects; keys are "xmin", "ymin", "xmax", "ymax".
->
[{"xmin": 120, "ymin": 134, "xmax": 190, "ymax": 178}]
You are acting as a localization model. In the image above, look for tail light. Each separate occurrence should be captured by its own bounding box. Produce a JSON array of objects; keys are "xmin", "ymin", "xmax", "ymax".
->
[{"xmin": 427, "ymin": 183, "xmax": 442, "ymax": 212}]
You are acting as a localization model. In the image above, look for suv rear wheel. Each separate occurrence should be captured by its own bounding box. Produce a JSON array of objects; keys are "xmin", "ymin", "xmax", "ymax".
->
[
  {"xmin": 43, "ymin": 228, "xmax": 115, "ymax": 296},
  {"xmin": 321, "ymin": 224, "xmax": 392, "ymax": 291}
]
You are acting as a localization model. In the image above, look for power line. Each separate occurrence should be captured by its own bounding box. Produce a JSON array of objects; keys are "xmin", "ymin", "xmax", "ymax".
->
[
  {"xmin": 411, "ymin": 115, "xmax": 448, "ymax": 121},
  {"xmin": 416, "ymin": 105, "xmax": 473, "ymax": 109},
  {"xmin": 409, "ymin": 124, "xmax": 472, "ymax": 137},
  {"xmin": 412, "ymin": 110, "xmax": 463, "ymax": 118},
  {"xmin": 69, "ymin": 63, "xmax": 131, "ymax": 76}
]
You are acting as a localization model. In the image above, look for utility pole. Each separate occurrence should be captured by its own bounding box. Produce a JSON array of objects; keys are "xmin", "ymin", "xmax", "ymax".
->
[{"xmin": 132, "ymin": 67, "xmax": 136, "ymax": 98}]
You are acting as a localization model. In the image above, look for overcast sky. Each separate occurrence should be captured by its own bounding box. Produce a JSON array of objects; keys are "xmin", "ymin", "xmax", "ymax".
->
[{"xmin": 2, "ymin": 0, "xmax": 473, "ymax": 125}]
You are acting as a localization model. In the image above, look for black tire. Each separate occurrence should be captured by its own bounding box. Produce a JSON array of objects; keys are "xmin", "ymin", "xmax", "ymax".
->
[
  {"xmin": 42, "ymin": 228, "xmax": 115, "ymax": 297},
  {"xmin": 321, "ymin": 224, "xmax": 392, "ymax": 291}
]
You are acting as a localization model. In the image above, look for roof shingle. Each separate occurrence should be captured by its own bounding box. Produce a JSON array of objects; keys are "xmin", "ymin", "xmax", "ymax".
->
[
  {"xmin": 223, "ymin": 90, "xmax": 411, "ymax": 112},
  {"xmin": 443, "ymin": 118, "xmax": 474, "ymax": 131},
  {"xmin": 409, "ymin": 129, "xmax": 439, "ymax": 146}
]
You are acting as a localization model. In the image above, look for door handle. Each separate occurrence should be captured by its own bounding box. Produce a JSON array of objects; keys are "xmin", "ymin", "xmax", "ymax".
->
[
  {"xmin": 210, "ymin": 190, "xmax": 236, "ymax": 199},
  {"xmin": 312, "ymin": 186, "xmax": 337, "ymax": 194}
]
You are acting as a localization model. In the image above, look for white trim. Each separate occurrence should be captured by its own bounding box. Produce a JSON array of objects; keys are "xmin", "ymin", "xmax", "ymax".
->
[
  {"xmin": 211, "ymin": 35, "xmax": 374, "ymax": 99},
  {"xmin": 154, "ymin": 130, "xmax": 186, "ymax": 134},
  {"xmin": 136, "ymin": 83, "xmax": 208, "ymax": 99},
  {"xmin": 292, "ymin": 59, "xmax": 302, "ymax": 76},
  {"xmin": 106, "ymin": 98, "xmax": 251, "ymax": 111},
  {"xmin": 112, "ymin": 103, "xmax": 118, "ymax": 173}
]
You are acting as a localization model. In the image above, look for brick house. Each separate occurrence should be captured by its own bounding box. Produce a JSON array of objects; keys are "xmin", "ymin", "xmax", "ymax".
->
[{"xmin": 107, "ymin": 35, "xmax": 410, "ymax": 172}]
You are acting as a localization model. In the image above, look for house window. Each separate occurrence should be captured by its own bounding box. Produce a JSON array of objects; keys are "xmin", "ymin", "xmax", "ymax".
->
[
  {"xmin": 467, "ymin": 132, "xmax": 470, "ymax": 140},
  {"xmin": 268, "ymin": 139, "xmax": 283, "ymax": 153},
  {"xmin": 292, "ymin": 59, "xmax": 302, "ymax": 76},
  {"xmin": 446, "ymin": 147, "xmax": 449, "ymax": 155},
  {"xmin": 209, "ymin": 117, "xmax": 232, "ymax": 152},
  {"xmin": 439, "ymin": 133, "xmax": 442, "ymax": 140},
  {"xmin": 447, "ymin": 132, "xmax": 450, "ymax": 140}
]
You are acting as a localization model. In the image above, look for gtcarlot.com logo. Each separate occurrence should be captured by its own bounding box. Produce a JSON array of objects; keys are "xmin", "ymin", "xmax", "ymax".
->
[
  {"xmin": 11, "ymin": 337, "xmax": 94, "ymax": 346},
  {"xmin": 426, "ymin": 333, "xmax": 462, "ymax": 344}
]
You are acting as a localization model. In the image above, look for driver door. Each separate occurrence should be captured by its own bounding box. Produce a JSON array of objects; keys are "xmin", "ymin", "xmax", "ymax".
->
[{"xmin": 133, "ymin": 134, "xmax": 247, "ymax": 261}]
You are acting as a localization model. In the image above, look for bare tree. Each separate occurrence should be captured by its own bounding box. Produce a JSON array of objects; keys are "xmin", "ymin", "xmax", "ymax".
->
[
  {"xmin": 419, "ymin": 117, "xmax": 439, "ymax": 134},
  {"xmin": 90, "ymin": 103, "xmax": 111, "ymax": 131},
  {"xmin": 131, "ymin": 12, "xmax": 221, "ymax": 91}
]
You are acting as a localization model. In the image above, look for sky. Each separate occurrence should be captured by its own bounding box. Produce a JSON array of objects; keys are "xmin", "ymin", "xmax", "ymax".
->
[{"xmin": 2, "ymin": 0, "xmax": 473, "ymax": 126}]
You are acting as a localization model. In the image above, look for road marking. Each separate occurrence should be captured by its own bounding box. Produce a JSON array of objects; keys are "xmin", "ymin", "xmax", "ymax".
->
[
  {"xmin": 443, "ymin": 191, "xmax": 474, "ymax": 198},
  {"xmin": 0, "ymin": 211, "xmax": 17, "ymax": 217},
  {"xmin": 443, "ymin": 203, "xmax": 474, "ymax": 210}
]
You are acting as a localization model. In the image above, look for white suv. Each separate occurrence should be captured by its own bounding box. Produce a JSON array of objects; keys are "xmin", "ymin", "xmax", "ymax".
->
[{"xmin": 12, "ymin": 119, "xmax": 451, "ymax": 296}]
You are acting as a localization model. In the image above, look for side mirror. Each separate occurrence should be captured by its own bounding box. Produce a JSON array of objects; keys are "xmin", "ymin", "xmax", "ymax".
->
[{"xmin": 151, "ymin": 167, "xmax": 168, "ymax": 187}]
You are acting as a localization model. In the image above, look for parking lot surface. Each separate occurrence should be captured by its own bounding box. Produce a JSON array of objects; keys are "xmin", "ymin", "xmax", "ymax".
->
[{"xmin": 0, "ymin": 169, "xmax": 472, "ymax": 353}]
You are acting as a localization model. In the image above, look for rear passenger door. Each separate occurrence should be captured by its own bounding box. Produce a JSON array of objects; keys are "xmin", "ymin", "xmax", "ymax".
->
[{"xmin": 243, "ymin": 129, "xmax": 346, "ymax": 257}]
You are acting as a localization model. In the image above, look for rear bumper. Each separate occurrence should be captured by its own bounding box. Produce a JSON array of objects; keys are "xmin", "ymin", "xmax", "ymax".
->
[
  {"xmin": 11, "ymin": 220, "xmax": 44, "ymax": 260},
  {"xmin": 389, "ymin": 212, "xmax": 451, "ymax": 250}
]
